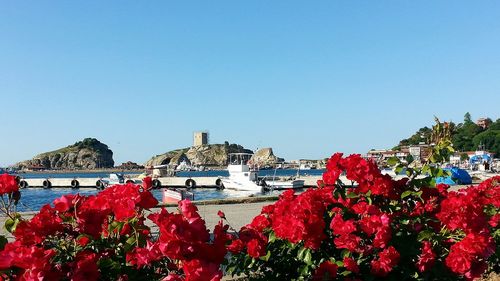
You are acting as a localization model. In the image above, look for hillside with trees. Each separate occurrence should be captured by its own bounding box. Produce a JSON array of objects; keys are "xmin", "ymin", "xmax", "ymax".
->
[{"xmin": 395, "ymin": 113, "xmax": 500, "ymax": 156}]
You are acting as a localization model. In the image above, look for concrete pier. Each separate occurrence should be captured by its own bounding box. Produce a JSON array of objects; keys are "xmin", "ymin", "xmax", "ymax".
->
[{"xmin": 17, "ymin": 175, "xmax": 325, "ymax": 189}]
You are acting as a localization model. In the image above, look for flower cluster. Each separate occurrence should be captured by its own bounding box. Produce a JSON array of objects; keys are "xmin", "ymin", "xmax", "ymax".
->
[
  {"xmin": 0, "ymin": 177, "xmax": 230, "ymax": 281},
  {"xmin": 0, "ymin": 174, "xmax": 19, "ymax": 196},
  {"xmin": 227, "ymin": 153, "xmax": 500, "ymax": 280}
]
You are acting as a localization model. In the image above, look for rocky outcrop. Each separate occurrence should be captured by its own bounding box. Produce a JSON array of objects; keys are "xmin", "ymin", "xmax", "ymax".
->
[
  {"xmin": 145, "ymin": 143, "xmax": 255, "ymax": 167},
  {"xmin": 15, "ymin": 138, "xmax": 114, "ymax": 170},
  {"xmin": 249, "ymin": 148, "xmax": 284, "ymax": 167}
]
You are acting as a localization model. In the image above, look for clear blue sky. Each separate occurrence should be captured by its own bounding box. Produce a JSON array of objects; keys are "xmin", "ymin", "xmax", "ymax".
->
[{"xmin": 1, "ymin": 1, "xmax": 499, "ymax": 166}]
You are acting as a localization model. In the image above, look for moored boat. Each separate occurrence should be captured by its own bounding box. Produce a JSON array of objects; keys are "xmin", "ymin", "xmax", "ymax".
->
[
  {"xmin": 162, "ymin": 188, "xmax": 194, "ymax": 204},
  {"xmin": 221, "ymin": 153, "xmax": 266, "ymax": 192}
]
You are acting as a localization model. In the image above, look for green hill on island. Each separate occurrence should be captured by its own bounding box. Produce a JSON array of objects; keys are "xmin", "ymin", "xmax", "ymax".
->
[
  {"xmin": 15, "ymin": 138, "xmax": 114, "ymax": 170},
  {"xmin": 395, "ymin": 113, "xmax": 500, "ymax": 156}
]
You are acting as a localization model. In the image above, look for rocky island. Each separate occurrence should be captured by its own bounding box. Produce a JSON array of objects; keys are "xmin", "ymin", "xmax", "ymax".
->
[
  {"xmin": 145, "ymin": 143, "xmax": 282, "ymax": 168},
  {"xmin": 15, "ymin": 138, "xmax": 114, "ymax": 170}
]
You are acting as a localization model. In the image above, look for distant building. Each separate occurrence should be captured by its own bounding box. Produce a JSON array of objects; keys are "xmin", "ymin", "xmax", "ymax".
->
[
  {"xmin": 408, "ymin": 144, "xmax": 432, "ymax": 162},
  {"xmin": 476, "ymin": 118, "xmax": 491, "ymax": 129},
  {"xmin": 366, "ymin": 149, "xmax": 409, "ymax": 163},
  {"xmin": 193, "ymin": 131, "xmax": 208, "ymax": 147}
]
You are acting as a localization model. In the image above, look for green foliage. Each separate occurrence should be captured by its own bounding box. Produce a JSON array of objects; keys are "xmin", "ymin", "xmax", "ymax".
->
[
  {"xmin": 37, "ymin": 138, "xmax": 111, "ymax": 158},
  {"xmin": 473, "ymin": 130, "xmax": 500, "ymax": 154},
  {"xmin": 464, "ymin": 112, "xmax": 472, "ymax": 124},
  {"xmin": 397, "ymin": 113, "xmax": 499, "ymax": 156},
  {"xmin": 398, "ymin": 127, "xmax": 432, "ymax": 147}
]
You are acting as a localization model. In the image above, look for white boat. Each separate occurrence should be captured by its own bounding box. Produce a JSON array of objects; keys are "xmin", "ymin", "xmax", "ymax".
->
[
  {"xmin": 221, "ymin": 153, "xmax": 264, "ymax": 192},
  {"xmin": 299, "ymin": 163, "xmax": 312, "ymax": 170},
  {"xmin": 262, "ymin": 163, "xmax": 305, "ymax": 190},
  {"xmin": 176, "ymin": 160, "xmax": 193, "ymax": 171},
  {"xmin": 265, "ymin": 179, "xmax": 305, "ymax": 189}
]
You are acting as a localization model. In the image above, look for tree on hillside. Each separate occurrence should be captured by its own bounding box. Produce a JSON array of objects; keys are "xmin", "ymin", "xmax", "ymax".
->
[
  {"xmin": 395, "ymin": 114, "xmax": 498, "ymax": 155},
  {"xmin": 452, "ymin": 113, "xmax": 483, "ymax": 152},
  {"xmin": 397, "ymin": 127, "xmax": 432, "ymax": 147},
  {"xmin": 464, "ymin": 112, "xmax": 472, "ymax": 124},
  {"xmin": 472, "ymin": 130, "xmax": 500, "ymax": 156},
  {"xmin": 489, "ymin": 119, "xmax": 500, "ymax": 130}
]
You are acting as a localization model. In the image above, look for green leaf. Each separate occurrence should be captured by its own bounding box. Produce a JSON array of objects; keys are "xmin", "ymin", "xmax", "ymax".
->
[
  {"xmin": 346, "ymin": 192, "xmax": 359, "ymax": 199},
  {"xmin": 0, "ymin": 235, "xmax": 7, "ymax": 250},
  {"xmin": 299, "ymin": 265, "xmax": 310, "ymax": 276},
  {"xmin": 297, "ymin": 247, "xmax": 307, "ymax": 260},
  {"xmin": 304, "ymin": 250, "xmax": 312, "ymax": 265},
  {"xmin": 268, "ymin": 231, "xmax": 276, "ymax": 243},
  {"xmin": 417, "ymin": 230, "xmax": 434, "ymax": 241},
  {"xmin": 401, "ymin": 190, "xmax": 413, "ymax": 199},
  {"xmin": 387, "ymin": 157, "xmax": 400, "ymax": 166},
  {"xmin": 395, "ymin": 166, "xmax": 404, "ymax": 175},
  {"xmin": 260, "ymin": 250, "xmax": 271, "ymax": 262},
  {"xmin": 406, "ymin": 154, "xmax": 414, "ymax": 164},
  {"xmin": 414, "ymin": 191, "xmax": 423, "ymax": 199},
  {"xmin": 123, "ymin": 236, "xmax": 136, "ymax": 252},
  {"xmin": 421, "ymin": 165, "xmax": 430, "ymax": 175},
  {"xmin": 341, "ymin": 249, "xmax": 350, "ymax": 258},
  {"xmin": 4, "ymin": 217, "xmax": 20, "ymax": 234}
]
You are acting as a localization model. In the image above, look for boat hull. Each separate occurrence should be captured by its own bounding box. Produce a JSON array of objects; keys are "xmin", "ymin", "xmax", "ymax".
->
[
  {"xmin": 266, "ymin": 179, "xmax": 305, "ymax": 189},
  {"xmin": 162, "ymin": 188, "xmax": 194, "ymax": 204},
  {"xmin": 221, "ymin": 178, "xmax": 262, "ymax": 192}
]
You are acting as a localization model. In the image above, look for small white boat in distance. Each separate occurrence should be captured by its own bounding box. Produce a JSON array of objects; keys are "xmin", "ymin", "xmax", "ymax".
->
[
  {"xmin": 221, "ymin": 153, "xmax": 264, "ymax": 192},
  {"xmin": 265, "ymin": 179, "xmax": 305, "ymax": 189}
]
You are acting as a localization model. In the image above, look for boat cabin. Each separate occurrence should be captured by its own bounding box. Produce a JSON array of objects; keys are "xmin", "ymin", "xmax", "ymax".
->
[{"xmin": 227, "ymin": 153, "xmax": 258, "ymax": 182}]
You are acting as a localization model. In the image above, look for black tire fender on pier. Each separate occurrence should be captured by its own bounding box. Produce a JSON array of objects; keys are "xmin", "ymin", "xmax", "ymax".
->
[
  {"xmin": 185, "ymin": 179, "xmax": 196, "ymax": 189},
  {"xmin": 71, "ymin": 179, "xmax": 80, "ymax": 189},
  {"xmin": 152, "ymin": 179, "xmax": 162, "ymax": 189},
  {"xmin": 96, "ymin": 180, "xmax": 105, "ymax": 190},
  {"xmin": 19, "ymin": 180, "xmax": 28, "ymax": 189},
  {"xmin": 42, "ymin": 180, "xmax": 52, "ymax": 189},
  {"xmin": 15, "ymin": 176, "xmax": 21, "ymax": 184},
  {"xmin": 126, "ymin": 179, "xmax": 135, "ymax": 184},
  {"xmin": 215, "ymin": 178, "xmax": 224, "ymax": 190}
]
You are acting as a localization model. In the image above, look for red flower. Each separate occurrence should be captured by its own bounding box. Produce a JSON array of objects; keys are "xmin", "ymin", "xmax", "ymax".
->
[
  {"xmin": 77, "ymin": 236, "xmax": 91, "ymax": 247},
  {"xmin": 343, "ymin": 257, "xmax": 359, "ymax": 273},
  {"xmin": 334, "ymin": 234, "xmax": 361, "ymax": 252},
  {"xmin": 330, "ymin": 214, "xmax": 356, "ymax": 236},
  {"xmin": 163, "ymin": 274, "xmax": 183, "ymax": 281},
  {"xmin": 313, "ymin": 261, "xmax": 338, "ymax": 280},
  {"xmin": 126, "ymin": 241, "xmax": 161, "ymax": 268},
  {"xmin": 246, "ymin": 238, "xmax": 266, "ymax": 258},
  {"xmin": 182, "ymin": 259, "xmax": 223, "ymax": 281},
  {"xmin": 53, "ymin": 194, "xmax": 79, "ymax": 213},
  {"xmin": 416, "ymin": 241, "xmax": 435, "ymax": 272},
  {"xmin": 71, "ymin": 252, "xmax": 99, "ymax": 281},
  {"xmin": 227, "ymin": 239, "xmax": 244, "ymax": 254},
  {"xmin": 0, "ymin": 173, "xmax": 19, "ymax": 195},
  {"xmin": 138, "ymin": 190, "xmax": 159, "ymax": 209},
  {"xmin": 249, "ymin": 214, "xmax": 270, "ymax": 232},
  {"xmin": 14, "ymin": 204, "xmax": 64, "ymax": 244},
  {"xmin": 373, "ymin": 226, "xmax": 391, "ymax": 249},
  {"xmin": 445, "ymin": 232, "xmax": 495, "ymax": 276},
  {"xmin": 323, "ymin": 153, "xmax": 344, "ymax": 185},
  {"xmin": 217, "ymin": 210, "xmax": 225, "ymax": 219},
  {"xmin": 370, "ymin": 246, "xmax": 400, "ymax": 277},
  {"xmin": 142, "ymin": 176, "xmax": 153, "ymax": 190}
]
